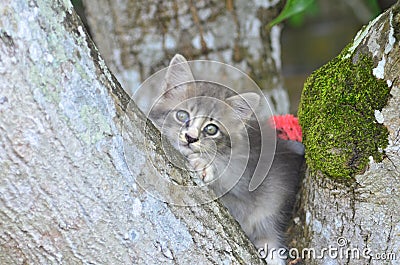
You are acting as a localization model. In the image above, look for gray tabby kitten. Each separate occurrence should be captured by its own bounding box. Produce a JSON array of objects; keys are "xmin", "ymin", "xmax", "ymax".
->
[{"xmin": 149, "ymin": 55, "xmax": 304, "ymax": 265}]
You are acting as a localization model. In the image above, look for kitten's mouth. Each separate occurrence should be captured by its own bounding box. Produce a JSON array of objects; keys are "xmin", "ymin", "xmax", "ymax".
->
[{"xmin": 177, "ymin": 141, "xmax": 195, "ymax": 155}]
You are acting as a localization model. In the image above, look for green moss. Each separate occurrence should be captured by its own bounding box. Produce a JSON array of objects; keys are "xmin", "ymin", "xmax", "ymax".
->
[{"xmin": 298, "ymin": 46, "xmax": 390, "ymax": 179}]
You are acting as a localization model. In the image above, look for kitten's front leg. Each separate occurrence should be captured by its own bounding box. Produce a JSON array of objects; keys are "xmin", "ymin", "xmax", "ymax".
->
[{"xmin": 187, "ymin": 153, "xmax": 215, "ymax": 182}]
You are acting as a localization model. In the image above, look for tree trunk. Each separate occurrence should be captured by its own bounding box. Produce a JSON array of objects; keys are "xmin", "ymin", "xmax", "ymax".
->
[
  {"xmin": 0, "ymin": 1, "xmax": 263, "ymax": 264},
  {"xmin": 81, "ymin": 0, "xmax": 290, "ymax": 114},
  {"xmin": 295, "ymin": 2, "xmax": 400, "ymax": 264}
]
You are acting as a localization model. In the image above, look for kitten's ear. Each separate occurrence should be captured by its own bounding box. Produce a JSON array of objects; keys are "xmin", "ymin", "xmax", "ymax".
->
[
  {"xmin": 164, "ymin": 54, "xmax": 195, "ymax": 90},
  {"xmin": 226, "ymin": 92, "xmax": 260, "ymax": 120}
]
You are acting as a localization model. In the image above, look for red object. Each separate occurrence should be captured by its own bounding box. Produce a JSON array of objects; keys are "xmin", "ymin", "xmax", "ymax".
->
[{"xmin": 270, "ymin": 114, "xmax": 302, "ymax": 142}]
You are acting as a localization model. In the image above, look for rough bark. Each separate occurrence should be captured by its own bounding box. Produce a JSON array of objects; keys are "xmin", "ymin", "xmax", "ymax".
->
[
  {"xmin": 294, "ymin": 2, "xmax": 400, "ymax": 264},
  {"xmin": 0, "ymin": 1, "xmax": 264, "ymax": 264},
  {"xmin": 81, "ymin": 0, "xmax": 290, "ymax": 114}
]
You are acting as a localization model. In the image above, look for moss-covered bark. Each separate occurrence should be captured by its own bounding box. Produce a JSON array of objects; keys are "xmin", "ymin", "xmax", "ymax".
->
[
  {"xmin": 298, "ymin": 47, "xmax": 390, "ymax": 179},
  {"xmin": 291, "ymin": 2, "xmax": 400, "ymax": 264}
]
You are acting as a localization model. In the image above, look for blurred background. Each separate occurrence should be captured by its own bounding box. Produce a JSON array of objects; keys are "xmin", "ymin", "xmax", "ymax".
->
[
  {"xmin": 72, "ymin": 0, "xmax": 396, "ymax": 114},
  {"xmin": 279, "ymin": 0, "xmax": 396, "ymax": 112}
]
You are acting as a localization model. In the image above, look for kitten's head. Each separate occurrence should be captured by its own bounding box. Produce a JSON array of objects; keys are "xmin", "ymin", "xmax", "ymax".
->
[{"xmin": 149, "ymin": 55, "xmax": 260, "ymax": 181}]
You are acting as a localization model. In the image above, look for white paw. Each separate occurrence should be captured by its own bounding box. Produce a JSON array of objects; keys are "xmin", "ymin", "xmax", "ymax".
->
[{"xmin": 187, "ymin": 154, "xmax": 214, "ymax": 182}]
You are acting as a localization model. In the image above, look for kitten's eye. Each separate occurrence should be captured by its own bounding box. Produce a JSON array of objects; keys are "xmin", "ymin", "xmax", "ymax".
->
[
  {"xmin": 176, "ymin": 110, "xmax": 189, "ymax": 123},
  {"xmin": 204, "ymin": 124, "xmax": 219, "ymax": 136}
]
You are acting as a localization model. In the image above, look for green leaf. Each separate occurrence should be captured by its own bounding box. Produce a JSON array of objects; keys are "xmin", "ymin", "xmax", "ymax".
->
[
  {"xmin": 366, "ymin": 0, "xmax": 381, "ymax": 17},
  {"xmin": 268, "ymin": 0, "xmax": 316, "ymax": 27}
]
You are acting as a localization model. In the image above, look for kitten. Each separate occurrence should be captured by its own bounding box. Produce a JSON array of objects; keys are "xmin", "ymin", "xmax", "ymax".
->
[{"xmin": 149, "ymin": 54, "xmax": 304, "ymax": 265}]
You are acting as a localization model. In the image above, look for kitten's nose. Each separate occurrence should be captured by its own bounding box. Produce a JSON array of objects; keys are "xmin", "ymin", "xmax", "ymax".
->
[{"xmin": 185, "ymin": 133, "xmax": 199, "ymax": 144}]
